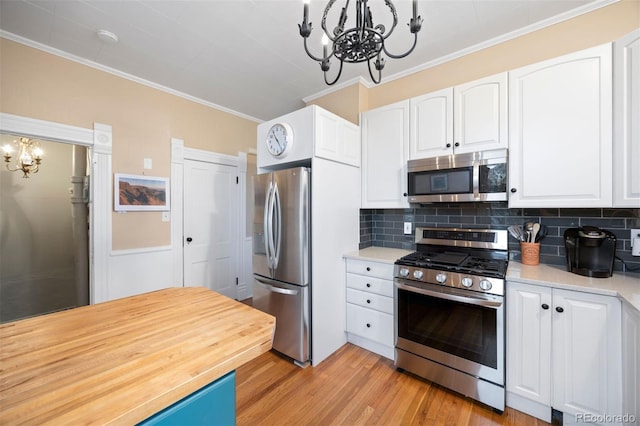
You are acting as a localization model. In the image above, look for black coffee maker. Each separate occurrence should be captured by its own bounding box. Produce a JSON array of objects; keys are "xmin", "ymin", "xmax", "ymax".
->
[{"xmin": 564, "ymin": 226, "xmax": 616, "ymax": 278}]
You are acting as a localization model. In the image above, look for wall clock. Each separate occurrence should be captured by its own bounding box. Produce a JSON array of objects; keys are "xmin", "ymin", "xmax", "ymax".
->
[{"xmin": 265, "ymin": 123, "xmax": 293, "ymax": 157}]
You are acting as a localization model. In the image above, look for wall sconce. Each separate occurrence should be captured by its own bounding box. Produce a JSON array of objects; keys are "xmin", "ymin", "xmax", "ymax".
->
[{"xmin": 3, "ymin": 137, "xmax": 43, "ymax": 178}]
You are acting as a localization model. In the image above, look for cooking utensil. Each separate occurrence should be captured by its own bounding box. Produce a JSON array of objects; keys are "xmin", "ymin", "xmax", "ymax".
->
[
  {"xmin": 524, "ymin": 221, "xmax": 535, "ymax": 242},
  {"xmin": 535, "ymin": 224, "xmax": 547, "ymax": 242},
  {"xmin": 508, "ymin": 225, "xmax": 525, "ymax": 242},
  {"xmin": 531, "ymin": 223, "xmax": 540, "ymax": 243}
]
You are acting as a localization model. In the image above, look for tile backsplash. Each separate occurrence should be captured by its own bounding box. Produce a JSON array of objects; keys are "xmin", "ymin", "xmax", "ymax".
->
[{"xmin": 360, "ymin": 203, "xmax": 640, "ymax": 273}]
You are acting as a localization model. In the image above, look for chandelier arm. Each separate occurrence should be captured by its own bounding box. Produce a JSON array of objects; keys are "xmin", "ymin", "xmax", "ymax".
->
[
  {"xmin": 321, "ymin": 0, "xmax": 340, "ymax": 42},
  {"xmin": 379, "ymin": 0, "xmax": 398, "ymax": 39},
  {"xmin": 324, "ymin": 59, "xmax": 345, "ymax": 85},
  {"xmin": 367, "ymin": 58, "xmax": 382, "ymax": 84},
  {"xmin": 303, "ymin": 37, "xmax": 333, "ymax": 62},
  {"xmin": 381, "ymin": 32, "xmax": 419, "ymax": 59}
]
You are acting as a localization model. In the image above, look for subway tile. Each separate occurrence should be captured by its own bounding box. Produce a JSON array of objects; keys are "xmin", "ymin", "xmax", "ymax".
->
[
  {"xmin": 560, "ymin": 208, "xmax": 602, "ymax": 217},
  {"xmin": 523, "ymin": 208, "xmax": 559, "ymax": 217}
]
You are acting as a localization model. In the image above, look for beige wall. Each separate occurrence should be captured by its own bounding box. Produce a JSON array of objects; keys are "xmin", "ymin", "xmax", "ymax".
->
[
  {"xmin": 308, "ymin": 0, "xmax": 640, "ymax": 120},
  {"xmin": 0, "ymin": 38, "xmax": 258, "ymax": 250}
]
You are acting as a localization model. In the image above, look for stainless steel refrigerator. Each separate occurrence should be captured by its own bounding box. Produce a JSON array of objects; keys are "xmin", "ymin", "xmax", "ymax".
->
[{"xmin": 252, "ymin": 167, "xmax": 310, "ymax": 366}]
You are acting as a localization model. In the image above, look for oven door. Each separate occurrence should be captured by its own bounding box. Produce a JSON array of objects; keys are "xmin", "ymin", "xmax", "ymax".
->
[{"xmin": 394, "ymin": 278, "xmax": 504, "ymax": 385}]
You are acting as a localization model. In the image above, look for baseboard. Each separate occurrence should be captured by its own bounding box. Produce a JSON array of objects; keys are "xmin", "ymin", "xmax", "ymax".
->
[{"xmin": 506, "ymin": 391, "xmax": 552, "ymax": 422}]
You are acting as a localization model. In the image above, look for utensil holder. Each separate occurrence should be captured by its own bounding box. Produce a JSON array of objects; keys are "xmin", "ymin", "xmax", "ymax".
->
[{"xmin": 521, "ymin": 242, "xmax": 540, "ymax": 265}]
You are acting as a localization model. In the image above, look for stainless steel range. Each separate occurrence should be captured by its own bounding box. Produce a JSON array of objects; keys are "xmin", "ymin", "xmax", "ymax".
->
[{"xmin": 394, "ymin": 226, "xmax": 508, "ymax": 412}]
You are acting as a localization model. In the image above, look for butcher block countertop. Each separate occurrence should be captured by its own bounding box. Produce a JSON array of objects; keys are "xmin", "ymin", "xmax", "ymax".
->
[{"xmin": 0, "ymin": 287, "xmax": 275, "ymax": 425}]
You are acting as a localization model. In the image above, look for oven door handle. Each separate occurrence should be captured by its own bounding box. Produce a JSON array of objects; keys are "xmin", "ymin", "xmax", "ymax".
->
[{"xmin": 395, "ymin": 280, "xmax": 503, "ymax": 309}]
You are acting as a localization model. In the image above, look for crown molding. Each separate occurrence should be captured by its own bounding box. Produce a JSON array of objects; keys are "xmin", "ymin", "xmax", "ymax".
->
[{"xmin": 302, "ymin": 76, "xmax": 371, "ymax": 104}]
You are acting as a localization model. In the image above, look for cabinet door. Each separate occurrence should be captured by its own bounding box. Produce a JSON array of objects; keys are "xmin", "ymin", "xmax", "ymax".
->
[
  {"xmin": 622, "ymin": 302, "xmax": 640, "ymax": 423},
  {"xmin": 361, "ymin": 100, "xmax": 410, "ymax": 208},
  {"xmin": 551, "ymin": 289, "xmax": 622, "ymax": 418},
  {"xmin": 506, "ymin": 282, "xmax": 552, "ymax": 407},
  {"xmin": 508, "ymin": 44, "xmax": 613, "ymax": 208},
  {"xmin": 454, "ymin": 73, "xmax": 508, "ymax": 154},
  {"xmin": 613, "ymin": 29, "xmax": 640, "ymax": 207},
  {"xmin": 315, "ymin": 107, "xmax": 361, "ymax": 167},
  {"xmin": 409, "ymin": 87, "xmax": 453, "ymax": 159}
]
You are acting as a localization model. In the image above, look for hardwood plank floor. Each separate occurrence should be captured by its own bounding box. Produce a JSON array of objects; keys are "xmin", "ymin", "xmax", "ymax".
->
[{"xmin": 236, "ymin": 343, "xmax": 549, "ymax": 426}]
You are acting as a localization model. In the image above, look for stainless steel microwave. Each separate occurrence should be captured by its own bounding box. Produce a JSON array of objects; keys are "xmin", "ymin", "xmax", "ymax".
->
[{"xmin": 407, "ymin": 149, "xmax": 508, "ymax": 203}]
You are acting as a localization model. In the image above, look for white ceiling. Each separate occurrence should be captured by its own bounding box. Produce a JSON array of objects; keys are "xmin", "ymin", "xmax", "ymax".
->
[{"xmin": 0, "ymin": 0, "xmax": 606, "ymax": 122}]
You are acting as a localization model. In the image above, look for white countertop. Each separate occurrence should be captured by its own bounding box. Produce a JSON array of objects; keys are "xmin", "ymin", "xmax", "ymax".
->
[
  {"xmin": 343, "ymin": 246, "xmax": 413, "ymax": 264},
  {"xmin": 344, "ymin": 247, "xmax": 640, "ymax": 313},
  {"xmin": 507, "ymin": 261, "xmax": 640, "ymax": 312}
]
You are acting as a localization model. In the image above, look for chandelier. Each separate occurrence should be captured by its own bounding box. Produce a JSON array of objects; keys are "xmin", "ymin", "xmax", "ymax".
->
[
  {"xmin": 3, "ymin": 137, "xmax": 44, "ymax": 178},
  {"xmin": 299, "ymin": 0, "xmax": 422, "ymax": 85}
]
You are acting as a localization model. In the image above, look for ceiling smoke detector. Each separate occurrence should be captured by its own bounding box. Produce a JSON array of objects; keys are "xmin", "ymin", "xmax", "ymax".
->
[{"xmin": 97, "ymin": 29, "xmax": 119, "ymax": 44}]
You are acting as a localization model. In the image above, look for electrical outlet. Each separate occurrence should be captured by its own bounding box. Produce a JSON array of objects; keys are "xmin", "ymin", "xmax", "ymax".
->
[
  {"xmin": 404, "ymin": 222, "xmax": 412, "ymax": 235},
  {"xmin": 632, "ymin": 229, "xmax": 640, "ymax": 248}
]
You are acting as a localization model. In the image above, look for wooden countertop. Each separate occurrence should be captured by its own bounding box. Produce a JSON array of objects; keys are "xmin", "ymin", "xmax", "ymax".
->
[{"xmin": 0, "ymin": 287, "xmax": 275, "ymax": 425}]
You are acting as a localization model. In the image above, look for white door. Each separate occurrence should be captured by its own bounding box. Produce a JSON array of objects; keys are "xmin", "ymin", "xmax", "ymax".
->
[{"xmin": 184, "ymin": 159, "xmax": 238, "ymax": 299}]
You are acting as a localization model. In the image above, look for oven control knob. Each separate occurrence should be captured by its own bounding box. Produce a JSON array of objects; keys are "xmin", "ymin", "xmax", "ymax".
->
[
  {"xmin": 435, "ymin": 273, "xmax": 447, "ymax": 284},
  {"xmin": 461, "ymin": 277, "xmax": 473, "ymax": 288},
  {"xmin": 479, "ymin": 279, "xmax": 492, "ymax": 291},
  {"xmin": 413, "ymin": 270, "xmax": 424, "ymax": 280},
  {"xmin": 399, "ymin": 268, "xmax": 410, "ymax": 277}
]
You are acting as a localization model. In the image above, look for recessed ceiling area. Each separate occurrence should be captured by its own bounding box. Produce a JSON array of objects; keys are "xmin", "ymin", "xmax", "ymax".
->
[{"xmin": 0, "ymin": 0, "xmax": 606, "ymax": 122}]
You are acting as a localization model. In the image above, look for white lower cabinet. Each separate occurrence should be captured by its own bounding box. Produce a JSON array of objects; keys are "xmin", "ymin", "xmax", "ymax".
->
[
  {"xmin": 507, "ymin": 281, "xmax": 623, "ymax": 423},
  {"xmin": 345, "ymin": 258, "xmax": 395, "ymax": 360},
  {"xmin": 622, "ymin": 302, "xmax": 640, "ymax": 425}
]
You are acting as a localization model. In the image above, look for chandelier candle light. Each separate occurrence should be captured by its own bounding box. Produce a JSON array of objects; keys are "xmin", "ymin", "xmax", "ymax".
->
[
  {"xmin": 299, "ymin": 0, "xmax": 422, "ymax": 85},
  {"xmin": 3, "ymin": 137, "xmax": 43, "ymax": 178}
]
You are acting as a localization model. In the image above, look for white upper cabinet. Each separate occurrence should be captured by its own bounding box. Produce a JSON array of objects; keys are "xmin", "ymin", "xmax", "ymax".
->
[
  {"xmin": 314, "ymin": 107, "xmax": 361, "ymax": 167},
  {"xmin": 453, "ymin": 72, "xmax": 508, "ymax": 154},
  {"xmin": 361, "ymin": 100, "xmax": 410, "ymax": 208},
  {"xmin": 508, "ymin": 44, "xmax": 613, "ymax": 208},
  {"xmin": 409, "ymin": 73, "xmax": 507, "ymax": 160},
  {"xmin": 613, "ymin": 29, "xmax": 640, "ymax": 207},
  {"xmin": 409, "ymin": 87, "xmax": 453, "ymax": 159}
]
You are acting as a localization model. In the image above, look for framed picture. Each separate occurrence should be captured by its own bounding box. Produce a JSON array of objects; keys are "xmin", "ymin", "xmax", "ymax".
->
[{"xmin": 114, "ymin": 174, "xmax": 170, "ymax": 212}]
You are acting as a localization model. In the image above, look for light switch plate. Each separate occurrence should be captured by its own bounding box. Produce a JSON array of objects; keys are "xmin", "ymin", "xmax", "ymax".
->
[
  {"xmin": 162, "ymin": 211, "xmax": 170, "ymax": 222},
  {"xmin": 404, "ymin": 222, "xmax": 412, "ymax": 235},
  {"xmin": 144, "ymin": 158, "xmax": 152, "ymax": 169}
]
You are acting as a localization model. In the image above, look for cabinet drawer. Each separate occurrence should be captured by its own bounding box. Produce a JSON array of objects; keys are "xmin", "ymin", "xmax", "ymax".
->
[
  {"xmin": 346, "ymin": 259, "xmax": 394, "ymax": 280},
  {"xmin": 346, "ymin": 288, "xmax": 393, "ymax": 314},
  {"xmin": 346, "ymin": 304, "xmax": 393, "ymax": 346},
  {"xmin": 346, "ymin": 273, "xmax": 393, "ymax": 297}
]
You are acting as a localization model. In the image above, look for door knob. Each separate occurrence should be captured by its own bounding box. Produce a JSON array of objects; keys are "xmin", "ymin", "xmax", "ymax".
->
[{"xmin": 186, "ymin": 237, "xmax": 193, "ymax": 243}]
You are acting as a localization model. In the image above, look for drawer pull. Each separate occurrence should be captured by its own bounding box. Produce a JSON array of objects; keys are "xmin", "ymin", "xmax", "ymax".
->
[
  {"xmin": 366, "ymin": 323, "xmax": 371, "ymax": 328},
  {"xmin": 366, "ymin": 267, "xmax": 371, "ymax": 271},
  {"xmin": 366, "ymin": 283, "xmax": 371, "ymax": 288},
  {"xmin": 366, "ymin": 299, "xmax": 371, "ymax": 304}
]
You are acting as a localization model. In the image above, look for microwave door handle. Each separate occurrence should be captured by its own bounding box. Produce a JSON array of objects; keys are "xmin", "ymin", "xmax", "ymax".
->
[
  {"xmin": 395, "ymin": 280, "xmax": 503, "ymax": 309},
  {"xmin": 472, "ymin": 162, "xmax": 480, "ymax": 200}
]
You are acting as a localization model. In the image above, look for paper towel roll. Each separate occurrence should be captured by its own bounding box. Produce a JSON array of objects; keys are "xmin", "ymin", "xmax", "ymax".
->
[{"xmin": 633, "ymin": 237, "xmax": 640, "ymax": 256}]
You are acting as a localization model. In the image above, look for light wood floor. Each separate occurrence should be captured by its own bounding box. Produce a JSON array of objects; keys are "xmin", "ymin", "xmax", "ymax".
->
[{"xmin": 236, "ymin": 343, "xmax": 550, "ymax": 426}]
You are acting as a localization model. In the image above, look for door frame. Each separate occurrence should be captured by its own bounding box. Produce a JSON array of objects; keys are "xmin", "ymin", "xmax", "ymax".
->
[
  {"xmin": 170, "ymin": 139, "xmax": 248, "ymax": 298},
  {"xmin": 0, "ymin": 112, "xmax": 113, "ymax": 304}
]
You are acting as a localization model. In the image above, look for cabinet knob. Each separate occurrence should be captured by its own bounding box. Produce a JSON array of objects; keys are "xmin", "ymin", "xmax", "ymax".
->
[
  {"xmin": 186, "ymin": 237, "xmax": 193, "ymax": 243},
  {"xmin": 366, "ymin": 267, "xmax": 371, "ymax": 271},
  {"xmin": 541, "ymin": 303, "xmax": 549, "ymax": 310},
  {"xmin": 366, "ymin": 283, "xmax": 371, "ymax": 288},
  {"xmin": 366, "ymin": 299, "xmax": 371, "ymax": 304},
  {"xmin": 454, "ymin": 142, "xmax": 460, "ymax": 147},
  {"xmin": 446, "ymin": 143, "xmax": 451, "ymax": 148},
  {"xmin": 510, "ymin": 188, "xmax": 517, "ymax": 193},
  {"xmin": 366, "ymin": 323, "xmax": 371, "ymax": 328},
  {"xmin": 403, "ymin": 192, "xmax": 408, "ymax": 197},
  {"xmin": 555, "ymin": 306, "xmax": 564, "ymax": 313}
]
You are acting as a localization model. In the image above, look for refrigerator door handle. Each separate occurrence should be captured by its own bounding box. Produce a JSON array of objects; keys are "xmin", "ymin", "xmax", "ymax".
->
[
  {"xmin": 264, "ymin": 181, "xmax": 273, "ymax": 270},
  {"xmin": 254, "ymin": 278, "xmax": 300, "ymax": 296},
  {"xmin": 272, "ymin": 182, "xmax": 282, "ymax": 270}
]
